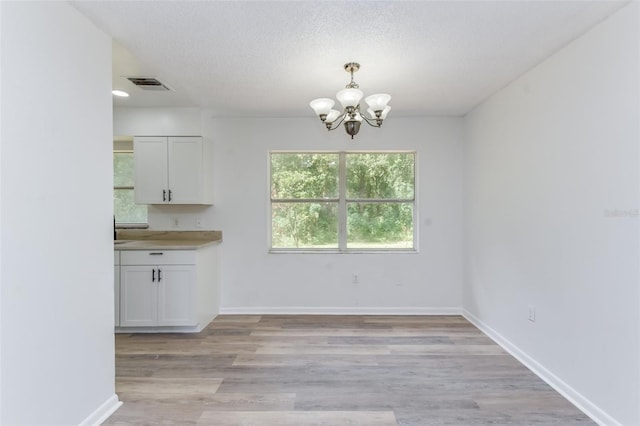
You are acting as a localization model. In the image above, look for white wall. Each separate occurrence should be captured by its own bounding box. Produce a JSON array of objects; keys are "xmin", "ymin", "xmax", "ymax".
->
[
  {"xmin": 113, "ymin": 109, "xmax": 465, "ymax": 312},
  {"xmin": 1, "ymin": 2, "xmax": 119, "ymax": 425},
  {"xmin": 463, "ymin": 3, "xmax": 639, "ymax": 425},
  {"xmin": 113, "ymin": 107, "xmax": 202, "ymax": 136},
  {"xmin": 207, "ymin": 116, "xmax": 464, "ymax": 312}
]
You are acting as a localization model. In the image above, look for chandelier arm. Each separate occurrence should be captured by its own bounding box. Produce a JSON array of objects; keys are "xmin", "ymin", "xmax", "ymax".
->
[
  {"xmin": 325, "ymin": 112, "xmax": 348, "ymax": 131},
  {"xmin": 360, "ymin": 113, "xmax": 382, "ymax": 128}
]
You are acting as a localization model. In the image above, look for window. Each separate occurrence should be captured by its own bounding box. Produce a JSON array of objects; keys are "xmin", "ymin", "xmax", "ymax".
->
[
  {"xmin": 114, "ymin": 150, "xmax": 147, "ymax": 224},
  {"xmin": 270, "ymin": 152, "xmax": 415, "ymax": 251}
]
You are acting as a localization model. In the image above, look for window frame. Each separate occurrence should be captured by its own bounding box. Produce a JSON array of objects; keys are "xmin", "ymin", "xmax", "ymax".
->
[
  {"xmin": 114, "ymin": 149, "xmax": 148, "ymax": 227},
  {"xmin": 269, "ymin": 150, "xmax": 417, "ymax": 254}
]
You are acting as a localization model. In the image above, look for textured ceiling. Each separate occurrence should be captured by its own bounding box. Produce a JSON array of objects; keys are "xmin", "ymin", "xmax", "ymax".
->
[{"xmin": 71, "ymin": 1, "xmax": 627, "ymax": 117}]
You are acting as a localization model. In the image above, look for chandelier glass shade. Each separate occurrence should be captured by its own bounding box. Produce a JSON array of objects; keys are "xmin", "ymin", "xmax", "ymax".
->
[{"xmin": 310, "ymin": 62, "xmax": 391, "ymax": 139}]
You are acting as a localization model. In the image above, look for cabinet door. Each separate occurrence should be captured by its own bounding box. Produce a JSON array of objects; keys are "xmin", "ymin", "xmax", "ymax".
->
[
  {"xmin": 120, "ymin": 265, "xmax": 158, "ymax": 327},
  {"xmin": 168, "ymin": 137, "xmax": 203, "ymax": 204},
  {"xmin": 134, "ymin": 136, "xmax": 169, "ymax": 204},
  {"xmin": 157, "ymin": 265, "xmax": 197, "ymax": 326}
]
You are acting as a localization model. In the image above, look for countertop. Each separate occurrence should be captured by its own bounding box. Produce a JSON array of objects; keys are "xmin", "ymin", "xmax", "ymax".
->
[
  {"xmin": 114, "ymin": 230, "xmax": 222, "ymax": 251},
  {"xmin": 114, "ymin": 239, "xmax": 220, "ymax": 250}
]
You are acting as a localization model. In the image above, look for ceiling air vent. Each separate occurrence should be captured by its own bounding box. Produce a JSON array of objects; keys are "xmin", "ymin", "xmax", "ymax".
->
[{"xmin": 126, "ymin": 77, "xmax": 170, "ymax": 91}]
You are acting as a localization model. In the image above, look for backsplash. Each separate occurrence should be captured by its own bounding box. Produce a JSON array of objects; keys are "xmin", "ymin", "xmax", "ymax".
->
[{"xmin": 147, "ymin": 204, "xmax": 214, "ymax": 231}]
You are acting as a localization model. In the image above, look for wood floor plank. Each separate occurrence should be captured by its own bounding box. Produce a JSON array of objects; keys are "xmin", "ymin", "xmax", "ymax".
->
[
  {"xmin": 196, "ymin": 410, "xmax": 398, "ymax": 426},
  {"xmin": 255, "ymin": 343, "xmax": 392, "ymax": 355},
  {"xmin": 116, "ymin": 377, "xmax": 223, "ymax": 402},
  {"xmin": 232, "ymin": 353, "xmax": 381, "ymax": 367},
  {"xmin": 105, "ymin": 401, "xmax": 205, "ymax": 425},
  {"xmin": 388, "ymin": 343, "xmax": 507, "ymax": 355},
  {"xmin": 250, "ymin": 329, "xmax": 482, "ymax": 337},
  {"xmin": 199, "ymin": 393, "xmax": 296, "ymax": 411}
]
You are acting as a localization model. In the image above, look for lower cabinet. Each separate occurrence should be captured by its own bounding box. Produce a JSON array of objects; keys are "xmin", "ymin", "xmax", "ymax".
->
[
  {"xmin": 120, "ymin": 264, "xmax": 196, "ymax": 327},
  {"xmin": 116, "ymin": 247, "xmax": 220, "ymax": 332}
]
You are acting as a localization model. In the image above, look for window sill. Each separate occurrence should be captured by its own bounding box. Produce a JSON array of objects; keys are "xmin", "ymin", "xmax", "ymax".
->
[{"xmin": 269, "ymin": 249, "xmax": 417, "ymax": 255}]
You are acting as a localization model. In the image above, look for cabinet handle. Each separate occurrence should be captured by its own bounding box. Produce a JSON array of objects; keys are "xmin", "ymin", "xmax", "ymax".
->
[
  {"xmin": 152, "ymin": 268, "xmax": 156, "ymax": 282},
  {"xmin": 168, "ymin": 189, "xmax": 172, "ymax": 202},
  {"xmin": 163, "ymin": 189, "xmax": 167, "ymax": 201},
  {"xmin": 158, "ymin": 268, "xmax": 162, "ymax": 282},
  {"xmin": 149, "ymin": 252, "xmax": 164, "ymax": 256}
]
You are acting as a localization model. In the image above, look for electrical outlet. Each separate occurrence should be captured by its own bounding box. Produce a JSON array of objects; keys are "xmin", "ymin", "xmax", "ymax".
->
[
  {"xmin": 195, "ymin": 217, "xmax": 203, "ymax": 228},
  {"xmin": 528, "ymin": 305, "xmax": 536, "ymax": 322},
  {"xmin": 172, "ymin": 217, "xmax": 180, "ymax": 228},
  {"xmin": 352, "ymin": 273, "xmax": 359, "ymax": 284}
]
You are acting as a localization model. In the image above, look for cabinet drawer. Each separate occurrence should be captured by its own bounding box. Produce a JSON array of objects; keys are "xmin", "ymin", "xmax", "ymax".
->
[{"xmin": 121, "ymin": 250, "xmax": 196, "ymax": 265}]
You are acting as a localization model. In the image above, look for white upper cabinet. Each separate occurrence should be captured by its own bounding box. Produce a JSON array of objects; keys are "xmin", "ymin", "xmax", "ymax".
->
[
  {"xmin": 134, "ymin": 136, "xmax": 213, "ymax": 205},
  {"xmin": 134, "ymin": 136, "xmax": 168, "ymax": 204}
]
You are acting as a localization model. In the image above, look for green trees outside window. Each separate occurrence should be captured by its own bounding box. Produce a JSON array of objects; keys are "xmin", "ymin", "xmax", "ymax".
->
[
  {"xmin": 270, "ymin": 152, "xmax": 415, "ymax": 251},
  {"xmin": 114, "ymin": 151, "xmax": 147, "ymax": 224}
]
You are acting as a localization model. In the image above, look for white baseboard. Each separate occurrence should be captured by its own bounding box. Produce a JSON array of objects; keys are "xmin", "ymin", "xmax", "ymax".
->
[
  {"xmin": 115, "ymin": 317, "xmax": 214, "ymax": 334},
  {"xmin": 462, "ymin": 309, "xmax": 620, "ymax": 426},
  {"xmin": 219, "ymin": 306, "xmax": 462, "ymax": 315},
  {"xmin": 78, "ymin": 394, "xmax": 122, "ymax": 426}
]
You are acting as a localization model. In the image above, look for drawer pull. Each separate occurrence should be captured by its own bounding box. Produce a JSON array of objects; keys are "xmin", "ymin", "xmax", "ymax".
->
[{"xmin": 149, "ymin": 252, "xmax": 164, "ymax": 256}]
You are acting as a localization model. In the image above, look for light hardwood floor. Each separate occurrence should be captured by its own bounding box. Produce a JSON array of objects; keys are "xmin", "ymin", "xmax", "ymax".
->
[{"xmin": 105, "ymin": 315, "xmax": 594, "ymax": 425}]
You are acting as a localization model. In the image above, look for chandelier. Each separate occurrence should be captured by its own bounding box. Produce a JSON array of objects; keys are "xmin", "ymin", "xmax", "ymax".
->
[{"xmin": 309, "ymin": 62, "xmax": 391, "ymax": 139}]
